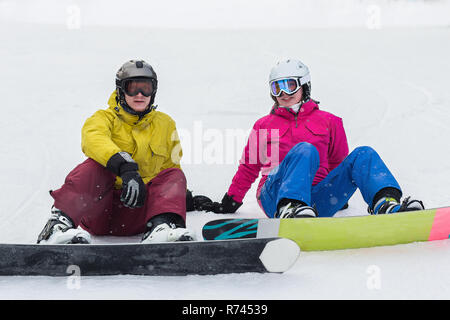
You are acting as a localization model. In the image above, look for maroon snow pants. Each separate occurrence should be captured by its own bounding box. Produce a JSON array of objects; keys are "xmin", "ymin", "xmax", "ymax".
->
[{"xmin": 50, "ymin": 158, "xmax": 187, "ymax": 236}]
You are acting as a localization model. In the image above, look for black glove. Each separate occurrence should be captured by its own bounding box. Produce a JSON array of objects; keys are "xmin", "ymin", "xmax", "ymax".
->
[
  {"xmin": 186, "ymin": 189, "xmax": 195, "ymax": 212},
  {"xmin": 107, "ymin": 152, "xmax": 147, "ymax": 208},
  {"xmin": 201, "ymin": 193, "xmax": 242, "ymax": 214},
  {"xmin": 120, "ymin": 170, "xmax": 147, "ymax": 208},
  {"xmin": 186, "ymin": 189, "xmax": 213, "ymax": 212}
]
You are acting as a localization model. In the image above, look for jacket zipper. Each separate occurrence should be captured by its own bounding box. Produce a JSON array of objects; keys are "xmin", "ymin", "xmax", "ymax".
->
[{"xmin": 287, "ymin": 108, "xmax": 299, "ymax": 128}]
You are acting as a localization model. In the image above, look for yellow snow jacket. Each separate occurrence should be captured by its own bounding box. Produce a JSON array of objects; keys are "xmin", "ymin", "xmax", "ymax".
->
[{"xmin": 81, "ymin": 91, "xmax": 182, "ymax": 188}]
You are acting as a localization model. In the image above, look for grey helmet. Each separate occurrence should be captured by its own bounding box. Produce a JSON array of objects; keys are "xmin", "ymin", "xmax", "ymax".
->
[
  {"xmin": 269, "ymin": 59, "xmax": 312, "ymax": 102},
  {"xmin": 115, "ymin": 59, "xmax": 158, "ymax": 115}
]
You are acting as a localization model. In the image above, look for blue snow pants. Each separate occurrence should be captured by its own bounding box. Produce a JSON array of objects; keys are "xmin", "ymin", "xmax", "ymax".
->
[{"xmin": 259, "ymin": 142, "xmax": 402, "ymax": 218}]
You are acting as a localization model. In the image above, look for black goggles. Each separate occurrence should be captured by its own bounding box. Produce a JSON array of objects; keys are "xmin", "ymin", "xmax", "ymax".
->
[{"xmin": 122, "ymin": 78, "xmax": 155, "ymax": 97}]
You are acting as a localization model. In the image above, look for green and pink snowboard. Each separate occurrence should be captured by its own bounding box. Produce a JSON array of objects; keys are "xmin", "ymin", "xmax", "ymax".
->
[{"xmin": 202, "ymin": 207, "xmax": 450, "ymax": 251}]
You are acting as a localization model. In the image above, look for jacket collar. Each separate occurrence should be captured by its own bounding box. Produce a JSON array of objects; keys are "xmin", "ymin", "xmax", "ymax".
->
[
  {"xmin": 270, "ymin": 99, "xmax": 319, "ymax": 119},
  {"xmin": 107, "ymin": 91, "xmax": 156, "ymax": 127}
]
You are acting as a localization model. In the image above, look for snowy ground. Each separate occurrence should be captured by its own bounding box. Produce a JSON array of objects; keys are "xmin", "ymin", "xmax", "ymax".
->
[{"xmin": 1, "ymin": 0, "xmax": 450, "ymax": 300}]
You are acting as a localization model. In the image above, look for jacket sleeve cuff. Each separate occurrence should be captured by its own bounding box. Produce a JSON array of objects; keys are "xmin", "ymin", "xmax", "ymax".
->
[
  {"xmin": 226, "ymin": 191, "xmax": 244, "ymax": 204},
  {"xmin": 106, "ymin": 152, "xmax": 138, "ymax": 176}
]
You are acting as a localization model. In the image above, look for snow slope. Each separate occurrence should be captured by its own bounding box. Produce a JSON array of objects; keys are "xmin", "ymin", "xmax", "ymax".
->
[{"xmin": 1, "ymin": 0, "xmax": 450, "ymax": 300}]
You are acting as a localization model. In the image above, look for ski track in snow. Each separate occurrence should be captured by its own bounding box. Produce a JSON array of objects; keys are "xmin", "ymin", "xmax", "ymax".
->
[{"xmin": 1, "ymin": 17, "xmax": 450, "ymax": 299}]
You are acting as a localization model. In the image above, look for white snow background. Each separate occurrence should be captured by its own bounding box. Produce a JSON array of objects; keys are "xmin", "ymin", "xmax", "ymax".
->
[{"xmin": 0, "ymin": 0, "xmax": 450, "ymax": 299}]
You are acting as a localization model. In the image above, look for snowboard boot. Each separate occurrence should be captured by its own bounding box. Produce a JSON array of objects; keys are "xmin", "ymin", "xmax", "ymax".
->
[
  {"xmin": 371, "ymin": 196, "xmax": 425, "ymax": 215},
  {"xmin": 276, "ymin": 200, "xmax": 318, "ymax": 218},
  {"xmin": 141, "ymin": 213, "xmax": 196, "ymax": 244},
  {"xmin": 37, "ymin": 207, "xmax": 91, "ymax": 244}
]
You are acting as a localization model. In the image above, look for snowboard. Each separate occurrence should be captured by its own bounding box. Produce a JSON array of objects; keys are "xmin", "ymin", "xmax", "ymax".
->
[
  {"xmin": 202, "ymin": 207, "xmax": 450, "ymax": 251},
  {"xmin": 0, "ymin": 238, "xmax": 300, "ymax": 276}
]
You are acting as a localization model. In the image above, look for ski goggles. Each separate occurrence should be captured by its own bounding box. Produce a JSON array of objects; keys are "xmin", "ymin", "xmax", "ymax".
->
[
  {"xmin": 269, "ymin": 77, "xmax": 304, "ymax": 97},
  {"xmin": 122, "ymin": 78, "xmax": 155, "ymax": 97}
]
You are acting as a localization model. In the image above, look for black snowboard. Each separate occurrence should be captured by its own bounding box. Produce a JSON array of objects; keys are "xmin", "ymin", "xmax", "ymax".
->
[{"xmin": 0, "ymin": 238, "xmax": 300, "ymax": 276}]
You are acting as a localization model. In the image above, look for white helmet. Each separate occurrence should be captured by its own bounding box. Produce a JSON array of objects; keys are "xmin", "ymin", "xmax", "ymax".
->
[{"xmin": 269, "ymin": 59, "xmax": 312, "ymax": 101}]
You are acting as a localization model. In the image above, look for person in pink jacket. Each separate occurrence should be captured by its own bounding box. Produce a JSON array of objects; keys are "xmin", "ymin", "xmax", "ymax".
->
[{"xmin": 202, "ymin": 59, "xmax": 424, "ymax": 218}]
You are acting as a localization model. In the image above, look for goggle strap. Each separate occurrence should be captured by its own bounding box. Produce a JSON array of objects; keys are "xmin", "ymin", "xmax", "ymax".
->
[{"xmin": 298, "ymin": 74, "xmax": 311, "ymax": 86}]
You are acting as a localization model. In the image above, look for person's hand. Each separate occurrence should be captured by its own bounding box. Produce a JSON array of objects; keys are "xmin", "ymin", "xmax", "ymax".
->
[
  {"xmin": 186, "ymin": 189, "xmax": 214, "ymax": 212},
  {"xmin": 107, "ymin": 152, "xmax": 147, "ymax": 208},
  {"xmin": 120, "ymin": 169, "xmax": 146, "ymax": 208},
  {"xmin": 200, "ymin": 193, "xmax": 242, "ymax": 214}
]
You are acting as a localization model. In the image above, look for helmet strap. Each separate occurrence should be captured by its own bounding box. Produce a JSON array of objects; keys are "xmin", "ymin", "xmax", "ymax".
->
[{"xmin": 116, "ymin": 89, "xmax": 156, "ymax": 117}]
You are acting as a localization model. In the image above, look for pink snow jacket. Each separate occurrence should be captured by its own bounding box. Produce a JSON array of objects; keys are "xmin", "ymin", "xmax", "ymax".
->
[{"xmin": 227, "ymin": 99, "xmax": 349, "ymax": 203}]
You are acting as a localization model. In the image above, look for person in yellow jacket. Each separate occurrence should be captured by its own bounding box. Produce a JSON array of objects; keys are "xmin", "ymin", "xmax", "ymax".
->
[{"xmin": 37, "ymin": 59, "xmax": 196, "ymax": 244}]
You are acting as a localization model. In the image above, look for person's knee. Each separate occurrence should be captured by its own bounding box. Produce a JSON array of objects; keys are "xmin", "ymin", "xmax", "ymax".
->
[
  {"xmin": 150, "ymin": 168, "xmax": 187, "ymax": 196},
  {"xmin": 353, "ymin": 146, "xmax": 376, "ymax": 156},
  {"xmin": 289, "ymin": 142, "xmax": 319, "ymax": 159},
  {"xmin": 346, "ymin": 146, "xmax": 378, "ymax": 162},
  {"xmin": 166, "ymin": 168, "xmax": 187, "ymax": 186},
  {"xmin": 293, "ymin": 142, "xmax": 318, "ymax": 153}
]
